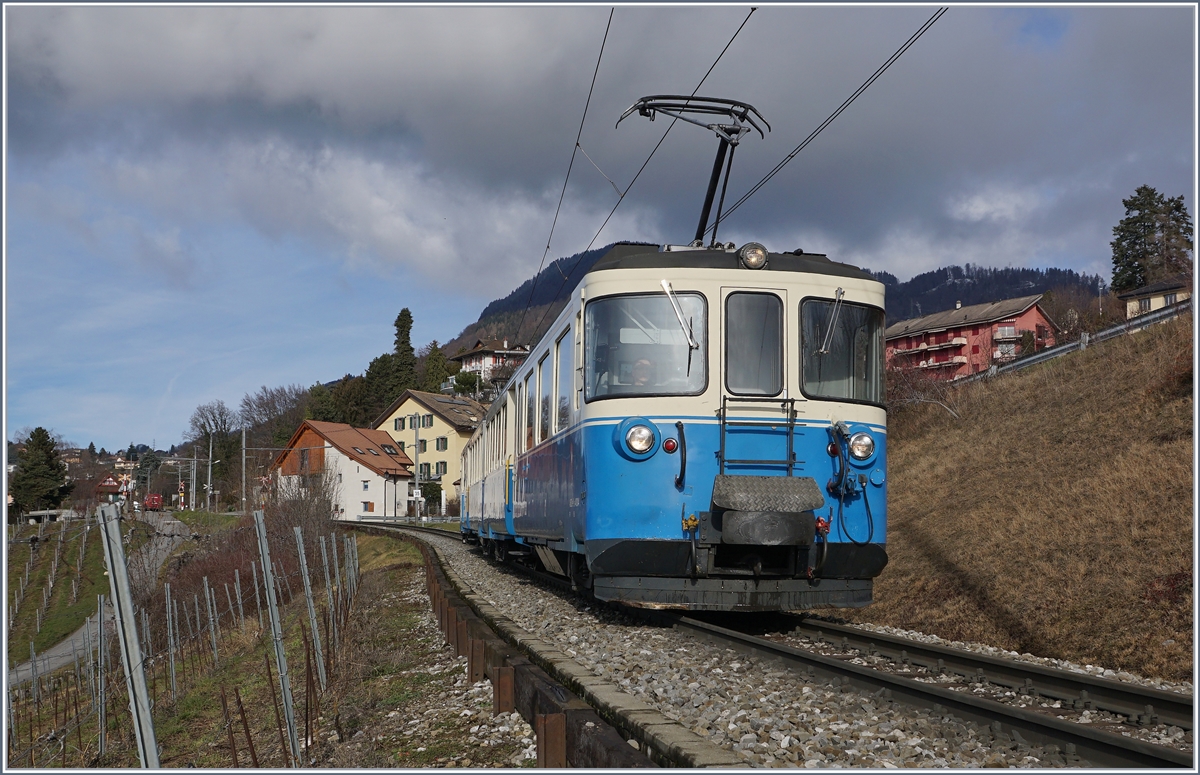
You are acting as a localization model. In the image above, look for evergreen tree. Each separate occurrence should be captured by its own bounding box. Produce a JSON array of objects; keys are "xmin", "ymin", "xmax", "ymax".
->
[
  {"xmin": 1111, "ymin": 185, "xmax": 1194, "ymax": 292},
  {"xmin": 307, "ymin": 382, "xmax": 340, "ymax": 423},
  {"xmin": 98, "ymin": 447, "xmax": 108, "ymax": 459},
  {"xmin": 393, "ymin": 309, "xmax": 418, "ymax": 392},
  {"xmin": 8, "ymin": 427, "xmax": 74, "ymax": 517},
  {"xmin": 126, "ymin": 443, "xmax": 138, "ymax": 463},
  {"xmin": 362, "ymin": 352, "xmax": 401, "ymax": 420},
  {"xmin": 421, "ymin": 341, "xmax": 451, "ymax": 392},
  {"xmin": 87, "ymin": 441, "xmax": 96, "ymax": 460},
  {"xmin": 454, "ymin": 371, "xmax": 480, "ymax": 396},
  {"xmin": 331, "ymin": 375, "xmax": 371, "ymax": 427}
]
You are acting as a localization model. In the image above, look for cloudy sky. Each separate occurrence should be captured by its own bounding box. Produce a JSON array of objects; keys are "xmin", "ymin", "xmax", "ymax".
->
[{"xmin": 4, "ymin": 4, "xmax": 1195, "ymax": 452}]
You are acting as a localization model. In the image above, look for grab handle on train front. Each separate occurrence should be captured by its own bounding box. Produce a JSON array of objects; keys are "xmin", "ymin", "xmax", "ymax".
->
[{"xmin": 674, "ymin": 421, "xmax": 687, "ymax": 489}]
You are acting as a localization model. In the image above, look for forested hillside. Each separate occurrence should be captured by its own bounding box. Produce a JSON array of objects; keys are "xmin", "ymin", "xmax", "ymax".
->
[{"xmin": 870, "ymin": 264, "xmax": 1106, "ymax": 323}]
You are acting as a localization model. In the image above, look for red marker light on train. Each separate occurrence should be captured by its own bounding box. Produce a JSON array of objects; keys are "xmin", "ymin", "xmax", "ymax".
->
[{"xmin": 663, "ymin": 438, "xmax": 678, "ymax": 453}]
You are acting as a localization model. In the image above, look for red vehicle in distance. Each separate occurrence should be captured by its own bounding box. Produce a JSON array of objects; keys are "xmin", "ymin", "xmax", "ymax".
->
[{"xmin": 143, "ymin": 493, "xmax": 164, "ymax": 511}]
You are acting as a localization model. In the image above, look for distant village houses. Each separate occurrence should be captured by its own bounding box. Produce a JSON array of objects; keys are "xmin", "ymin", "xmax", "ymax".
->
[
  {"xmin": 373, "ymin": 390, "xmax": 486, "ymax": 512},
  {"xmin": 273, "ymin": 420, "xmax": 414, "ymax": 521},
  {"xmin": 885, "ymin": 294, "xmax": 1058, "ymax": 381}
]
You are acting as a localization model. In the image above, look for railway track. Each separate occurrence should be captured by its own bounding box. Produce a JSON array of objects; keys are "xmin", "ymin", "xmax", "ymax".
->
[
  {"xmin": 362, "ymin": 522, "xmax": 1192, "ymax": 768},
  {"xmin": 780, "ymin": 617, "xmax": 1192, "ymax": 731},
  {"xmin": 654, "ymin": 613, "xmax": 1192, "ymax": 769}
]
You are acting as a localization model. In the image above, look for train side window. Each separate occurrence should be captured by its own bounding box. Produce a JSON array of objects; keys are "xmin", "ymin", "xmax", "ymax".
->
[
  {"xmin": 524, "ymin": 373, "xmax": 535, "ymax": 450},
  {"xmin": 725, "ymin": 292, "xmax": 783, "ymax": 396},
  {"xmin": 538, "ymin": 354, "xmax": 552, "ymax": 443},
  {"xmin": 556, "ymin": 327, "xmax": 572, "ymax": 432}
]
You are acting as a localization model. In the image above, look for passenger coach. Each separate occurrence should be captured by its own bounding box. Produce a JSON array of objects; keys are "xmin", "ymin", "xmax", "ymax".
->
[{"xmin": 460, "ymin": 241, "xmax": 887, "ymax": 611}]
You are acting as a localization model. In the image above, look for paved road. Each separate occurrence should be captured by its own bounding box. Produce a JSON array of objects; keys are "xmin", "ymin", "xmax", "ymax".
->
[{"xmin": 7, "ymin": 510, "xmax": 192, "ymax": 686}]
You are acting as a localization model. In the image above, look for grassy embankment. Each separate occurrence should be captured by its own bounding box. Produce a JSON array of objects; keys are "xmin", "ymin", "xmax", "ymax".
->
[
  {"xmin": 842, "ymin": 315, "xmax": 1193, "ymax": 681},
  {"xmin": 6, "ymin": 516, "xmax": 146, "ymax": 663}
]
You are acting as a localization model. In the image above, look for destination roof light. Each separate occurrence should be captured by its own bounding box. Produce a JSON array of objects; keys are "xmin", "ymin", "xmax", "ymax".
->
[{"xmin": 738, "ymin": 242, "xmax": 768, "ymax": 269}]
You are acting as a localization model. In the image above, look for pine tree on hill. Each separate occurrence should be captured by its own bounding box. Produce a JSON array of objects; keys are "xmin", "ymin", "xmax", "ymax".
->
[
  {"xmin": 307, "ymin": 382, "xmax": 339, "ymax": 423},
  {"xmin": 393, "ymin": 309, "xmax": 418, "ymax": 392},
  {"xmin": 1111, "ymin": 185, "xmax": 1194, "ymax": 293},
  {"xmin": 8, "ymin": 427, "xmax": 74, "ymax": 518},
  {"xmin": 421, "ymin": 341, "xmax": 450, "ymax": 393},
  {"xmin": 362, "ymin": 352, "xmax": 400, "ymax": 421}
]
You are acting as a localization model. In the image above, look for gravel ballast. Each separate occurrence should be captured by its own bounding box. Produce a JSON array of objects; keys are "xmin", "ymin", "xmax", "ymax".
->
[{"xmin": 413, "ymin": 530, "xmax": 1188, "ymax": 768}]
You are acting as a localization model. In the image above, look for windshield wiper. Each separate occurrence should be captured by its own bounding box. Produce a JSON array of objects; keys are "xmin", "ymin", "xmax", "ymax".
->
[
  {"xmin": 817, "ymin": 288, "xmax": 845, "ymax": 355},
  {"xmin": 662, "ymin": 279, "xmax": 699, "ymax": 378},
  {"xmin": 661, "ymin": 280, "xmax": 698, "ymax": 349}
]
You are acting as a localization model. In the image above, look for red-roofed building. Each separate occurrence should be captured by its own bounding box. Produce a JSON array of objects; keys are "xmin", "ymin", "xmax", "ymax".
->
[
  {"xmin": 273, "ymin": 420, "xmax": 415, "ymax": 521},
  {"xmin": 885, "ymin": 294, "xmax": 1058, "ymax": 381}
]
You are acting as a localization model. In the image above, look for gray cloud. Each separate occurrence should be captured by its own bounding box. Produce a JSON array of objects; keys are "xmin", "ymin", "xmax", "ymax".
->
[{"xmin": 7, "ymin": 4, "xmax": 1193, "ymax": 286}]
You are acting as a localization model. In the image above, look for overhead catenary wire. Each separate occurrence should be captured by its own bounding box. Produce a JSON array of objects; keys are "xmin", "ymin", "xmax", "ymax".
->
[
  {"xmin": 706, "ymin": 6, "xmax": 948, "ymax": 237},
  {"xmin": 513, "ymin": 8, "xmax": 615, "ymax": 346},
  {"xmin": 527, "ymin": 8, "xmax": 757, "ymax": 341}
]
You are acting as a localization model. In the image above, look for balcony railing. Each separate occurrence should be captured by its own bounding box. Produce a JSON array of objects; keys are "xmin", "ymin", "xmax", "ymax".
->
[
  {"xmin": 918, "ymin": 355, "xmax": 968, "ymax": 369},
  {"xmin": 891, "ymin": 335, "xmax": 968, "ymax": 354}
]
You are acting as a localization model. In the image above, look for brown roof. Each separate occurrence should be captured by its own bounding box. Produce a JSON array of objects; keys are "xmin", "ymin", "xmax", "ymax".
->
[
  {"xmin": 371, "ymin": 390, "xmax": 486, "ymax": 433},
  {"xmin": 885, "ymin": 294, "xmax": 1047, "ymax": 340},
  {"xmin": 274, "ymin": 420, "xmax": 413, "ymax": 478},
  {"xmin": 1116, "ymin": 274, "xmax": 1192, "ymax": 300}
]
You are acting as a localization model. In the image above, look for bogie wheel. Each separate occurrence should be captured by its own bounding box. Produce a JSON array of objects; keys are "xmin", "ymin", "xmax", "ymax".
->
[{"xmin": 495, "ymin": 542, "xmax": 508, "ymax": 563}]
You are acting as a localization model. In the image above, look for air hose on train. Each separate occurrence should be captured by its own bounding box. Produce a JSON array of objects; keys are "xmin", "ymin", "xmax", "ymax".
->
[{"xmin": 827, "ymin": 423, "xmax": 875, "ymax": 546}]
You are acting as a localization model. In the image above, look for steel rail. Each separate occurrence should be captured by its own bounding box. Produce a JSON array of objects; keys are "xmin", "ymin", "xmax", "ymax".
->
[
  {"xmin": 364, "ymin": 523, "xmax": 1192, "ymax": 766},
  {"xmin": 788, "ymin": 617, "xmax": 1193, "ymax": 731},
  {"xmin": 660, "ymin": 614, "xmax": 1192, "ymax": 768}
]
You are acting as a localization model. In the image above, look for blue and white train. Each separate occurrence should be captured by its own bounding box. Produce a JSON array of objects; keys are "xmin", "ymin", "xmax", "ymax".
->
[{"xmin": 459, "ymin": 240, "xmax": 888, "ymax": 612}]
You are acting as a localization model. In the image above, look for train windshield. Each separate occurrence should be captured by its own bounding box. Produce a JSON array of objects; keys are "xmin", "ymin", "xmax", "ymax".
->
[
  {"xmin": 800, "ymin": 299, "xmax": 885, "ymax": 404},
  {"xmin": 585, "ymin": 292, "xmax": 707, "ymax": 400}
]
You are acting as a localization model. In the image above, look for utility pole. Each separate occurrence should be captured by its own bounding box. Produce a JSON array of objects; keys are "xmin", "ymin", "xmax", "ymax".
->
[
  {"xmin": 410, "ymin": 413, "xmax": 421, "ymax": 519},
  {"xmin": 191, "ymin": 446, "xmax": 197, "ymax": 512},
  {"xmin": 241, "ymin": 427, "xmax": 247, "ymax": 518},
  {"xmin": 206, "ymin": 436, "xmax": 214, "ymax": 512}
]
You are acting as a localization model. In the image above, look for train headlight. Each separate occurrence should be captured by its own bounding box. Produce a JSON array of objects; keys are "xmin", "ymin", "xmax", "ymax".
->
[
  {"xmin": 848, "ymin": 432, "xmax": 875, "ymax": 460},
  {"xmin": 625, "ymin": 425, "xmax": 656, "ymax": 454},
  {"xmin": 738, "ymin": 242, "xmax": 768, "ymax": 269}
]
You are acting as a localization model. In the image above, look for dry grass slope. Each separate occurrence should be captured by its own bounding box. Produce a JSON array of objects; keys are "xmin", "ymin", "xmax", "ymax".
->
[{"xmin": 842, "ymin": 315, "xmax": 1193, "ymax": 681}]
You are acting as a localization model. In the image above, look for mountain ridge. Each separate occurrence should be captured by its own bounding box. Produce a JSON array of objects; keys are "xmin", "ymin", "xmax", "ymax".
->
[{"xmin": 444, "ymin": 245, "xmax": 1107, "ymax": 355}]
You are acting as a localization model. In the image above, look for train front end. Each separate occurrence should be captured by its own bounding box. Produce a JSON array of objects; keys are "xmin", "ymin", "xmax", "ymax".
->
[{"xmin": 578, "ymin": 244, "xmax": 887, "ymax": 611}]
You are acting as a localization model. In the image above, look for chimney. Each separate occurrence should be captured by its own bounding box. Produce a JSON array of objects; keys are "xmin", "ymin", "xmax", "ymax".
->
[
  {"xmin": 956, "ymin": 300, "xmax": 962, "ymax": 310},
  {"xmin": 503, "ymin": 339, "xmax": 508, "ymax": 349}
]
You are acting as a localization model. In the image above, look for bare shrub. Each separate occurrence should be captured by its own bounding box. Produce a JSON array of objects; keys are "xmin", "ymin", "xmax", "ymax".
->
[{"xmin": 886, "ymin": 366, "xmax": 960, "ymax": 420}]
